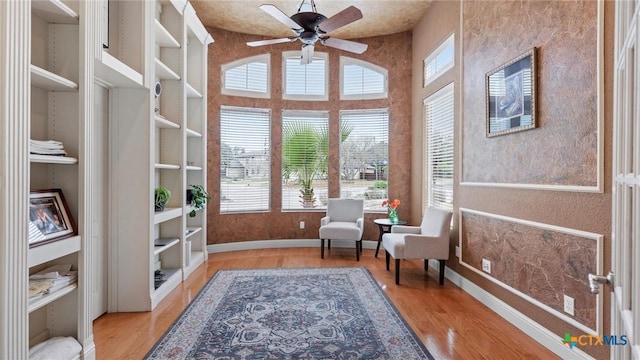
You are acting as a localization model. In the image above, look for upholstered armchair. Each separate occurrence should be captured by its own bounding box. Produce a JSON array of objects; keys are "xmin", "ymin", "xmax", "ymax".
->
[
  {"xmin": 382, "ymin": 206, "xmax": 453, "ymax": 285},
  {"xmin": 319, "ymin": 199, "xmax": 364, "ymax": 261}
]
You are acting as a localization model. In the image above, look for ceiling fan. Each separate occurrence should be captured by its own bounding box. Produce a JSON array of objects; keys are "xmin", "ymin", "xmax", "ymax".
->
[{"xmin": 247, "ymin": 0, "xmax": 368, "ymax": 64}]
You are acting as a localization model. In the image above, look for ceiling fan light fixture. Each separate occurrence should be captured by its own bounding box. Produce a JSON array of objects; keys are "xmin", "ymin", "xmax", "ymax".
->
[{"xmin": 249, "ymin": 1, "xmax": 367, "ymax": 64}]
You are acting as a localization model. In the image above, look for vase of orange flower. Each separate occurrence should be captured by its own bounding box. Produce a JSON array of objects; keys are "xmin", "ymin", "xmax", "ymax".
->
[{"xmin": 382, "ymin": 198, "xmax": 401, "ymax": 223}]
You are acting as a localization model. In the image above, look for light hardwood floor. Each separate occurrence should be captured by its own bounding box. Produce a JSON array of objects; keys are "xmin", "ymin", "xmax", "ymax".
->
[{"xmin": 93, "ymin": 247, "xmax": 560, "ymax": 359}]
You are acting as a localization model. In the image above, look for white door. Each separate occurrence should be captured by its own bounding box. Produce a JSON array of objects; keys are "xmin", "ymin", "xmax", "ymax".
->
[{"xmin": 611, "ymin": 2, "xmax": 639, "ymax": 358}]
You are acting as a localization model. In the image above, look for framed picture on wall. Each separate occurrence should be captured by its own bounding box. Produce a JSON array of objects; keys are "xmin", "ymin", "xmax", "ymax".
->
[
  {"xmin": 486, "ymin": 48, "xmax": 537, "ymax": 137},
  {"xmin": 28, "ymin": 189, "xmax": 76, "ymax": 247}
]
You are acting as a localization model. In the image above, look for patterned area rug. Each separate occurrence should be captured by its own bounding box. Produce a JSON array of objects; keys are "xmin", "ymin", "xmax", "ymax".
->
[{"xmin": 145, "ymin": 267, "xmax": 434, "ymax": 359}]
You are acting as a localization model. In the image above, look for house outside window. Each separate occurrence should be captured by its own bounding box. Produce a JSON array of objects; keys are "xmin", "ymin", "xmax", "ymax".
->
[
  {"xmin": 220, "ymin": 106, "xmax": 271, "ymax": 212},
  {"xmin": 339, "ymin": 109, "xmax": 389, "ymax": 211}
]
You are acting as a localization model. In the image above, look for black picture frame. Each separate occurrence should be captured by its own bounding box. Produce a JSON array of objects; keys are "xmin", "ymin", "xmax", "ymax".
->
[
  {"xmin": 486, "ymin": 48, "xmax": 537, "ymax": 137},
  {"xmin": 29, "ymin": 189, "xmax": 76, "ymax": 248}
]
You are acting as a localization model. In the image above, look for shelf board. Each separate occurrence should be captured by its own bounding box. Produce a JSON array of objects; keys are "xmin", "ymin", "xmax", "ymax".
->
[
  {"xmin": 153, "ymin": 238, "xmax": 180, "ymax": 256},
  {"xmin": 186, "ymin": 128, "xmax": 202, "ymax": 138},
  {"xmin": 30, "ymin": 65, "xmax": 78, "ymax": 91},
  {"xmin": 30, "ymin": 154, "xmax": 78, "ymax": 165},
  {"xmin": 95, "ymin": 50, "xmax": 144, "ymax": 88},
  {"xmin": 151, "ymin": 268, "xmax": 182, "ymax": 309},
  {"xmin": 32, "ymin": 0, "xmax": 79, "ymax": 24},
  {"xmin": 186, "ymin": 165, "xmax": 202, "ymax": 171},
  {"xmin": 184, "ymin": 250, "xmax": 205, "ymax": 277},
  {"xmin": 154, "ymin": 114, "xmax": 180, "ymax": 129},
  {"xmin": 155, "ymin": 58, "xmax": 180, "ymax": 80},
  {"xmin": 154, "ymin": 163, "xmax": 180, "ymax": 170},
  {"xmin": 153, "ymin": 207, "xmax": 182, "ymax": 224},
  {"xmin": 28, "ymin": 235, "xmax": 81, "ymax": 268},
  {"xmin": 185, "ymin": 226, "xmax": 202, "ymax": 239},
  {"xmin": 186, "ymin": 83, "xmax": 202, "ymax": 98},
  {"xmin": 155, "ymin": 19, "xmax": 181, "ymax": 48},
  {"xmin": 28, "ymin": 283, "xmax": 77, "ymax": 313}
]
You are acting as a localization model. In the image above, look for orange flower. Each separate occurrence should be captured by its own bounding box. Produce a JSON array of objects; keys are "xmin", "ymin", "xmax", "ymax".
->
[{"xmin": 382, "ymin": 198, "xmax": 401, "ymax": 210}]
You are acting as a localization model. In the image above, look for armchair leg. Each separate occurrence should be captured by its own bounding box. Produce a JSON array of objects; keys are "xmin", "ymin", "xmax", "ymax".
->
[
  {"xmin": 439, "ymin": 260, "xmax": 446, "ymax": 285},
  {"xmin": 395, "ymin": 259, "xmax": 400, "ymax": 285},
  {"xmin": 328, "ymin": 240, "xmax": 331, "ymax": 249},
  {"xmin": 385, "ymin": 251, "xmax": 390, "ymax": 271},
  {"xmin": 424, "ymin": 259, "xmax": 429, "ymax": 271},
  {"xmin": 321, "ymin": 239, "xmax": 325, "ymax": 258},
  {"xmin": 355, "ymin": 241, "xmax": 360, "ymax": 261}
]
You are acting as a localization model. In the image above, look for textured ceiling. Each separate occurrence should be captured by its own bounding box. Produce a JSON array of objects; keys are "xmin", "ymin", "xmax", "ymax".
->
[{"xmin": 190, "ymin": 0, "xmax": 432, "ymax": 40}]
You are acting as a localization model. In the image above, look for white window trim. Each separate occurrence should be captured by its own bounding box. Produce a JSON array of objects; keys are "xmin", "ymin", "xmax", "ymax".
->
[
  {"xmin": 282, "ymin": 51, "xmax": 328, "ymax": 101},
  {"xmin": 221, "ymin": 53, "xmax": 271, "ymax": 99},
  {"xmin": 423, "ymin": 33, "xmax": 455, "ymax": 87},
  {"xmin": 339, "ymin": 56, "xmax": 388, "ymax": 100}
]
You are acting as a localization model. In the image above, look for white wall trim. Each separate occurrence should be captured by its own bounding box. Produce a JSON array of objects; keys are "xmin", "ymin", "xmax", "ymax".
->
[
  {"xmin": 441, "ymin": 263, "xmax": 596, "ymax": 360},
  {"xmin": 459, "ymin": 2, "xmax": 604, "ymax": 193},
  {"xmin": 459, "ymin": 182, "xmax": 601, "ymax": 193},
  {"xmin": 458, "ymin": 208, "xmax": 604, "ymax": 335}
]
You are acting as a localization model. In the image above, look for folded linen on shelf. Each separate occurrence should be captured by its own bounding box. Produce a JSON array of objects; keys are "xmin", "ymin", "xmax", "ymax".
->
[
  {"xmin": 29, "ymin": 139, "xmax": 67, "ymax": 156},
  {"xmin": 29, "ymin": 336, "xmax": 82, "ymax": 360},
  {"xmin": 30, "ymin": 264, "xmax": 73, "ymax": 279},
  {"xmin": 29, "ymin": 264, "xmax": 77, "ymax": 298}
]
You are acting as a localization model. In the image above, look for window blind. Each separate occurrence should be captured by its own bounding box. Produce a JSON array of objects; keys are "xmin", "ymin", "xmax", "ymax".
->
[
  {"xmin": 339, "ymin": 110, "xmax": 389, "ymax": 211},
  {"xmin": 282, "ymin": 110, "xmax": 329, "ymax": 209},
  {"xmin": 220, "ymin": 106, "xmax": 271, "ymax": 212},
  {"xmin": 424, "ymin": 83, "xmax": 454, "ymax": 210},
  {"xmin": 424, "ymin": 34, "xmax": 454, "ymax": 86},
  {"xmin": 342, "ymin": 64, "xmax": 386, "ymax": 96},
  {"xmin": 222, "ymin": 55, "xmax": 269, "ymax": 95},
  {"xmin": 284, "ymin": 53, "xmax": 326, "ymax": 98}
]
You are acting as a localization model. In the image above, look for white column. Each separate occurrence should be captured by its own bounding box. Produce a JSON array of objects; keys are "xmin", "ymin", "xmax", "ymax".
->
[{"xmin": 0, "ymin": 0, "xmax": 31, "ymax": 358}]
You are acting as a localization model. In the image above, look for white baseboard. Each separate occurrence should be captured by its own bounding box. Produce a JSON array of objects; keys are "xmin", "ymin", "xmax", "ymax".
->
[
  {"xmin": 207, "ymin": 239, "xmax": 379, "ymax": 253},
  {"xmin": 426, "ymin": 260, "xmax": 595, "ymax": 360},
  {"xmin": 206, "ymin": 240, "xmax": 593, "ymax": 359}
]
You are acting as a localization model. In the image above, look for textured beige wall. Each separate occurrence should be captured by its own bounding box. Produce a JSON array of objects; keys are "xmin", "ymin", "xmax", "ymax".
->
[
  {"xmin": 205, "ymin": 28, "xmax": 413, "ymax": 244},
  {"xmin": 412, "ymin": 1, "xmax": 613, "ymax": 358}
]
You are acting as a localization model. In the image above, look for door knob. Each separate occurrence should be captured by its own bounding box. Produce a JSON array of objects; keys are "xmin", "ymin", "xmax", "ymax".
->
[{"xmin": 588, "ymin": 271, "xmax": 614, "ymax": 294}]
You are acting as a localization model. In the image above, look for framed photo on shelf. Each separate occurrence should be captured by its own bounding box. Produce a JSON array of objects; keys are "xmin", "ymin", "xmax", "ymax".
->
[
  {"xmin": 486, "ymin": 48, "xmax": 537, "ymax": 137},
  {"xmin": 28, "ymin": 189, "xmax": 76, "ymax": 247}
]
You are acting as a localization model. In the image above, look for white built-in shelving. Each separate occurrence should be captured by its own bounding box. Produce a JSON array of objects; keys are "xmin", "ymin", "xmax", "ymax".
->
[
  {"xmin": 106, "ymin": 0, "xmax": 212, "ymax": 312},
  {"xmin": 0, "ymin": 0, "xmax": 211, "ymax": 357},
  {"xmin": 23, "ymin": 0, "xmax": 87, "ymax": 358}
]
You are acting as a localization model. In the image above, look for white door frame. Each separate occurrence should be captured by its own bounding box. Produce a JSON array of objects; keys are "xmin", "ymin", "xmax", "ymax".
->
[{"xmin": 611, "ymin": 2, "xmax": 640, "ymax": 358}]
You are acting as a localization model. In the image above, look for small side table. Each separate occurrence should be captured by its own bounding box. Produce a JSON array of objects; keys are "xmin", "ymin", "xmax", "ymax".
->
[{"xmin": 373, "ymin": 218, "xmax": 407, "ymax": 258}]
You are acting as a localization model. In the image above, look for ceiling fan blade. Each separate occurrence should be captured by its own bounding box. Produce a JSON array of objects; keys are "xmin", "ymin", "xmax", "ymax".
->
[
  {"xmin": 259, "ymin": 4, "xmax": 302, "ymax": 32},
  {"xmin": 247, "ymin": 37, "xmax": 297, "ymax": 47},
  {"xmin": 317, "ymin": 6, "xmax": 363, "ymax": 34},
  {"xmin": 321, "ymin": 37, "xmax": 368, "ymax": 54},
  {"xmin": 300, "ymin": 44, "xmax": 314, "ymax": 65}
]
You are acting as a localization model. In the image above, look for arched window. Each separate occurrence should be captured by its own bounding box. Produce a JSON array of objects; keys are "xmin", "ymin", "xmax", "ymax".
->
[
  {"xmin": 340, "ymin": 57, "xmax": 388, "ymax": 100},
  {"xmin": 221, "ymin": 54, "xmax": 270, "ymax": 98}
]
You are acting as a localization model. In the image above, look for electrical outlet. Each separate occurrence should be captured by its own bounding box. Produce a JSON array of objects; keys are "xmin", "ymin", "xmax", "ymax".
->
[
  {"xmin": 564, "ymin": 295, "xmax": 575, "ymax": 316},
  {"xmin": 299, "ymin": 221, "xmax": 305, "ymax": 229},
  {"xmin": 455, "ymin": 246, "xmax": 461, "ymax": 257},
  {"xmin": 482, "ymin": 258, "xmax": 491, "ymax": 273}
]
